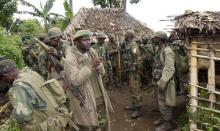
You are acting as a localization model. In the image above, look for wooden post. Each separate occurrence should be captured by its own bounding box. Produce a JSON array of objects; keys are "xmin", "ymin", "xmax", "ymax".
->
[
  {"xmin": 208, "ymin": 44, "xmax": 216, "ymax": 108},
  {"xmin": 190, "ymin": 38, "xmax": 198, "ymax": 130},
  {"xmin": 69, "ymin": 27, "xmax": 74, "ymax": 46}
]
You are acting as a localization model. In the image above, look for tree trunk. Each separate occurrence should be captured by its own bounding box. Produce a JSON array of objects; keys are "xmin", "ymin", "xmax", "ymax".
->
[
  {"xmin": 121, "ymin": 0, "xmax": 127, "ymax": 11},
  {"xmin": 69, "ymin": 0, "xmax": 73, "ymax": 13},
  {"xmin": 109, "ymin": 0, "xmax": 112, "ymax": 8}
]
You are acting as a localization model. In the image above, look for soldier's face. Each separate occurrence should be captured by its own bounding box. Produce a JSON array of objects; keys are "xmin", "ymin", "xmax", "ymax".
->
[
  {"xmin": 97, "ymin": 38, "xmax": 106, "ymax": 44},
  {"xmin": 77, "ymin": 37, "xmax": 91, "ymax": 52},
  {"xmin": 152, "ymin": 37, "xmax": 160, "ymax": 45},
  {"xmin": 50, "ymin": 37, "xmax": 61, "ymax": 46},
  {"xmin": 1, "ymin": 69, "xmax": 19, "ymax": 83}
]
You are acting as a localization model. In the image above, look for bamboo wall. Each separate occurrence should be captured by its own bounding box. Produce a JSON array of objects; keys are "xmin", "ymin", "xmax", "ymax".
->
[{"xmin": 188, "ymin": 35, "xmax": 220, "ymax": 131}]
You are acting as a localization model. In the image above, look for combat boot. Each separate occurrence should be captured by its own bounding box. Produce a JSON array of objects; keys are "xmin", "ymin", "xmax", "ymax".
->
[
  {"xmin": 124, "ymin": 104, "xmax": 136, "ymax": 110},
  {"xmin": 130, "ymin": 108, "xmax": 142, "ymax": 119},
  {"xmin": 155, "ymin": 121, "xmax": 172, "ymax": 131},
  {"xmin": 154, "ymin": 118, "xmax": 165, "ymax": 125}
]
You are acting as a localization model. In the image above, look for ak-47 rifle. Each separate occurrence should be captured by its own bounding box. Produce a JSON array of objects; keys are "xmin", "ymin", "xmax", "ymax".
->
[
  {"xmin": 116, "ymin": 36, "xmax": 122, "ymax": 85},
  {"xmin": 64, "ymin": 75, "xmax": 90, "ymax": 113},
  {"xmin": 34, "ymin": 38, "xmax": 63, "ymax": 74}
]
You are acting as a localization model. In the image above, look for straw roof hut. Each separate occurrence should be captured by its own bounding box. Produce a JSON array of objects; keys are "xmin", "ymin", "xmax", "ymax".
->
[
  {"xmin": 174, "ymin": 10, "xmax": 220, "ymax": 36},
  {"xmin": 64, "ymin": 7, "xmax": 153, "ymax": 38},
  {"xmin": 173, "ymin": 10, "xmax": 220, "ymax": 131}
]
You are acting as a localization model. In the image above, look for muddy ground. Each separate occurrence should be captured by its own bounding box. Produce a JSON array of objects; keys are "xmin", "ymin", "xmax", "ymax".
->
[{"xmin": 108, "ymin": 87, "xmax": 185, "ymax": 131}]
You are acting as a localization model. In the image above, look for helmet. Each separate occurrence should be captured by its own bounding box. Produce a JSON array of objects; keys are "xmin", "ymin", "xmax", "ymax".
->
[
  {"xmin": 96, "ymin": 32, "xmax": 107, "ymax": 39},
  {"xmin": 48, "ymin": 27, "xmax": 63, "ymax": 39},
  {"xmin": 37, "ymin": 33, "xmax": 47, "ymax": 41},
  {"xmin": 153, "ymin": 31, "xmax": 168, "ymax": 40},
  {"xmin": 0, "ymin": 59, "xmax": 16, "ymax": 76},
  {"xmin": 125, "ymin": 30, "xmax": 135, "ymax": 39},
  {"xmin": 73, "ymin": 30, "xmax": 93, "ymax": 40}
]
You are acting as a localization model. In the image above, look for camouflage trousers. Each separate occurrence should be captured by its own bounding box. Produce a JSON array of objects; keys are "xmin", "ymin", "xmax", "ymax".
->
[
  {"xmin": 76, "ymin": 104, "xmax": 107, "ymax": 131},
  {"xmin": 158, "ymin": 88, "xmax": 172, "ymax": 121},
  {"xmin": 130, "ymin": 73, "xmax": 142, "ymax": 106}
]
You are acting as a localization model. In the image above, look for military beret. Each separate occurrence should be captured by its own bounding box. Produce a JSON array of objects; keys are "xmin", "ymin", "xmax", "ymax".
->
[
  {"xmin": 96, "ymin": 32, "xmax": 107, "ymax": 39},
  {"xmin": 0, "ymin": 59, "xmax": 17, "ymax": 76},
  {"xmin": 73, "ymin": 30, "xmax": 93, "ymax": 40},
  {"xmin": 153, "ymin": 31, "xmax": 168, "ymax": 40}
]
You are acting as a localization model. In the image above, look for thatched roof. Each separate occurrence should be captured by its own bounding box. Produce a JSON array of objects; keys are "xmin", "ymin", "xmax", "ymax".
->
[
  {"xmin": 64, "ymin": 7, "xmax": 153, "ymax": 38},
  {"xmin": 174, "ymin": 10, "xmax": 220, "ymax": 35}
]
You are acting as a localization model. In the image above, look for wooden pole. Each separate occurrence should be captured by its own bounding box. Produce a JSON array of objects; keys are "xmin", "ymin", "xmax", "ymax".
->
[
  {"xmin": 208, "ymin": 44, "xmax": 216, "ymax": 108},
  {"xmin": 190, "ymin": 38, "xmax": 198, "ymax": 130}
]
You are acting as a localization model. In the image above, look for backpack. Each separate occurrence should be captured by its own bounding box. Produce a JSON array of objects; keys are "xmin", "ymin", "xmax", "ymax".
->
[
  {"xmin": 170, "ymin": 41, "xmax": 189, "ymax": 75},
  {"xmin": 13, "ymin": 67, "xmax": 70, "ymax": 131}
]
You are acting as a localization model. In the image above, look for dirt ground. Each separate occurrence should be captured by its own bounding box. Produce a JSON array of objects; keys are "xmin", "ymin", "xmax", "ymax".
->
[{"xmin": 107, "ymin": 86, "xmax": 186, "ymax": 131}]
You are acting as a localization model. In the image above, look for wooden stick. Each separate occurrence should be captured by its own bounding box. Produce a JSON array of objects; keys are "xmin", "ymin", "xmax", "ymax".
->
[
  {"xmin": 190, "ymin": 104, "xmax": 220, "ymax": 114},
  {"xmin": 208, "ymin": 47, "xmax": 216, "ymax": 108},
  {"xmin": 189, "ymin": 83, "xmax": 220, "ymax": 96},
  {"xmin": 191, "ymin": 55, "xmax": 220, "ymax": 61},
  {"xmin": 187, "ymin": 47, "xmax": 209, "ymax": 51},
  {"xmin": 188, "ymin": 95, "xmax": 220, "ymax": 106},
  {"xmin": 189, "ymin": 120, "xmax": 220, "ymax": 130},
  {"xmin": 190, "ymin": 38, "xmax": 198, "ymax": 130},
  {"xmin": 192, "ymin": 42, "xmax": 220, "ymax": 45},
  {"xmin": 0, "ymin": 101, "xmax": 10, "ymax": 113}
]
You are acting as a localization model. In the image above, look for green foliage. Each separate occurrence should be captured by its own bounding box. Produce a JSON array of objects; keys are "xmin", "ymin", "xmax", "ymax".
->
[
  {"xmin": 0, "ymin": 0, "xmax": 17, "ymax": 30},
  {"xmin": 92, "ymin": 0, "xmax": 140, "ymax": 8},
  {"xmin": 50, "ymin": 0, "xmax": 73, "ymax": 31},
  {"xmin": 129, "ymin": 0, "xmax": 141, "ymax": 4},
  {"xmin": 18, "ymin": 0, "xmax": 63, "ymax": 31},
  {"xmin": 92, "ymin": 0, "xmax": 121, "ymax": 8},
  {"xmin": 18, "ymin": 19, "xmax": 45, "ymax": 37},
  {"xmin": 0, "ymin": 120, "xmax": 21, "ymax": 131},
  {"xmin": 0, "ymin": 27, "xmax": 24, "ymax": 68}
]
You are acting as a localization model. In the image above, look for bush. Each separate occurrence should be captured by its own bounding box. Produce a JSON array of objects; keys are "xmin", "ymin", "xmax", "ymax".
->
[{"xmin": 0, "ymin": 27, "xmax": 24, "ymax": 68}]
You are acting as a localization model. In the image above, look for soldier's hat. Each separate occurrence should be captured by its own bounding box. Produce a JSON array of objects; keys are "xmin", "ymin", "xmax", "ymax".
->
[
  {"xmin": 73, "ymin": 30, "xmax": 93, "ymax": 40},
  {"xmin": 48, "ymin": 27, "xmax": 63, "ymax": 39},
  {"xmin": 96, "ymin": 32, "xmax": 107, "ymax": 39},
  {"xmin": 0, "ymin": 59, "xmax": 17, "ymax": 76},
  {"xmin": 153, "ymin": 31, "xmax": 168, "ymax": 40}
]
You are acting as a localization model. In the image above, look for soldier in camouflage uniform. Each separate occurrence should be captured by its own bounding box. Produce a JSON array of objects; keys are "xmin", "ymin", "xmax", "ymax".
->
[
  {"xmin": 139, "ymin": 36, "xmax": 155, "ymax": 88},
  {"xmin": 38, "ymin": 27, "xmax": 70, "ymax": 80},
  {"xmin": 92, "ymin": 32, "xmax": 113, "ymax": 90},
  {"xmin": 0, "ymin": 59, "xmax": 72, "ymax": 131},
  {"xmin": 106, "ymin": 34, "xmax": 121, "ymax": 88},
  {"xmin": 152, "ymin": 31, "xmax": 176, "ymax": 131},
  {"xmin": 123, "ymin": 30, "xmax": 142, "ymax": 119},
  {"xmin": 22, "ymin": 33, "xmax": 47, "ymax": 73}
]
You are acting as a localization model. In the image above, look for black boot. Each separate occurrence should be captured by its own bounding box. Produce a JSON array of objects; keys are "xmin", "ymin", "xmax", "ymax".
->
[
  {"xmin": 130, "ymin": 108, "xmax": 142, "ymax": 119},
  {"xmin": 155, "ymin": 121, "xmax": 172, "ymax": 131},
  {"xmin": 124, "ymin": 104, "xmax": 136, "ymax": 110}
]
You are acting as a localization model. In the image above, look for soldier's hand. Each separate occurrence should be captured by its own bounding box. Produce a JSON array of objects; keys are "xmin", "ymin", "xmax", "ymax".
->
[
  {"xmin": 48, "ymin": 47, "xmax": 59, "ymax": 56},
  {"xmin": 92, "ymin": 58, "xmax": 101, "ymax": 68}
]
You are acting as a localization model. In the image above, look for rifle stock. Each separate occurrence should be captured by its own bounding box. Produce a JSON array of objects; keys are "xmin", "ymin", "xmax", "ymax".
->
[
  {"xmin": 34, "ymin": 37, "xmax": 62, "ymax": 73},
  {"xmin": 34, "ymin": 37, "xmax": 50, "ymax": 51}
]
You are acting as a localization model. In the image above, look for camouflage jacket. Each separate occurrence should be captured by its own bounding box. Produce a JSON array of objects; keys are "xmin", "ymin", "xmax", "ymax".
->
[
  {"xmin": 123, "ymin": 39, "xmax": 142, "ymax": 73},
  {"xmin": 38, "ymin": 40, "xmax": 69, "ymax": 79}
]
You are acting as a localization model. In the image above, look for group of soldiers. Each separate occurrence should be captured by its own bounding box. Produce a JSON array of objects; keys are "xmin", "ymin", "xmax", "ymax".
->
[{"xmin": 0, "ymin": 26, "xmax": 188, "ymax": 131}]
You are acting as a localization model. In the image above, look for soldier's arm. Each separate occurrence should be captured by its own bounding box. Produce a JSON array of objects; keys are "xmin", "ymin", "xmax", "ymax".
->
[
  {"xmin": 38, "ymin": 52, "xmax": 48, "ymax": 78},
  {"xmin": 64, "ymin": 55, "xmax": 92, "ymax": 87},
  {"xmin": 157, "ymin": 47, "xmax": 175, "ymax": 88},
  {"xmin": 9, "ymin": 82, "xmax": 46, "ymax": 123}
]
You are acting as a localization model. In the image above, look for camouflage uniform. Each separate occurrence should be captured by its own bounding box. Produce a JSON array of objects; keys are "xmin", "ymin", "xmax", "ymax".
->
[
  {"xmin": 0, "ymin": 60, "xmax": 72, "ymax": 131},
  {"xmin": 92, "ymin": 32, "xmax": 113, "ymax": 89},
  {"xmin": 124, "ymin": 30, "xmax": 142, "ymax": 119},
  {"xmin": 139, "ymin": 37, "xmax": 155, "ymax": 87},
  {"xmin": 106, "ymin": 34, "xmax": 120, "ymax": 87},
  {"xmin": 38, "ymin": 27, "xmax": 69, "ymax": 80},
  {"xmin": 22, "ymin": 33, "xmax": 46, "ymax": 73},
  {"xmin": 152, "ymin": 31, "xmax": 176, "ymax": 131}
]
